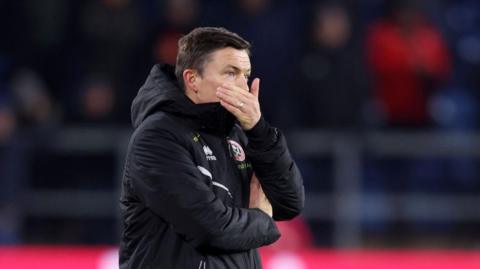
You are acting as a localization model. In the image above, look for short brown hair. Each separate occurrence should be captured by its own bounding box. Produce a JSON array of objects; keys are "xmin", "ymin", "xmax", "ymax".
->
[{"xmin": 175, "ymin": 27, "xmax": 251, "ymax": 90}]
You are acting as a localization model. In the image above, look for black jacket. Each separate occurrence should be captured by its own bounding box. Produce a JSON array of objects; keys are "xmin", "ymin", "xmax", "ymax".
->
[{"xmin": 119, "ymin": 64, "xmax": 304, "ymax": 269}]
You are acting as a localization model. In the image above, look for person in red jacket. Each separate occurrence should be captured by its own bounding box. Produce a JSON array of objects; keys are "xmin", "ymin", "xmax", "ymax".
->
[{"xmin": 366, "ymin": 1, "xmax": 451, "ymax": 128}]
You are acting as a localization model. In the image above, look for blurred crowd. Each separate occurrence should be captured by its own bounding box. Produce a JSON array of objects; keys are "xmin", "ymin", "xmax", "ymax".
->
[
  {"xmin": 3, "ymin": 0, "xmax": 480, "ymax": 131},
  {"xmin": 2, "ymin": 0, "xmax": 480, "ymax": 246}
]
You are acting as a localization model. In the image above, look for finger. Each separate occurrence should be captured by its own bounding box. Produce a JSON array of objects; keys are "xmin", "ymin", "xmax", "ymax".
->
[
  {"xmin": 220, "ymin": 84, "xmax": 252, "ymax": 98},
  {"xmin": 217, "ymin": 90, "xmax": 249, "ymax": 109},
  {"xmin": 217, "ymin": 87, "xmax": 254, "ymax": 108},
  {"xmin": 218, "ymin": 88, "xmax": 250, "ymax": 104},
  {"xmin": 219, "ymin": 99, "xmax": 243, "ymax": 118},
  {"xmin": 250, "ymin": 174, "xmax": 260, "ymax": 187},
  {"xmin": 251, "ymin": 173, "xmax": 260, "ymax": 183},
  {"xmin": 250, "ymin": 78, "xmax": 260, "ymax": 98}
]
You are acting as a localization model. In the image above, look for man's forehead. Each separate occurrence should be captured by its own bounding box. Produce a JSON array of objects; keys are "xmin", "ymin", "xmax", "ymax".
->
[{"xmin": 211, "ymin": 47, "xmax": 251, "ymax": 70}]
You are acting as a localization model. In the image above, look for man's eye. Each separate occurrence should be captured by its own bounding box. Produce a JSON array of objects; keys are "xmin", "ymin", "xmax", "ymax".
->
[{"xmin": 226, "ymin": 71, "xmax": 236, "ymax": 77}]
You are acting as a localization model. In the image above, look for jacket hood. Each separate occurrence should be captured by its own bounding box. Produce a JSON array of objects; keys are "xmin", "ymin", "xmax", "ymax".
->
[{"xmin": 131, "ymin": 64, "xmax": 236, "ymax": 133}]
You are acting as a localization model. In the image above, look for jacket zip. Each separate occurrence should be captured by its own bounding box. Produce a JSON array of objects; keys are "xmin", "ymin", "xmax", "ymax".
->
[{"xmin": 198, "ymin": 260, "xmax": 206, "ymax": 269}]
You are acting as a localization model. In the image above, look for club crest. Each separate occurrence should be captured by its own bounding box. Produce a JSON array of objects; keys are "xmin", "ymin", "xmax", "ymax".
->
[{"xmin": 227, "ymin": 140, "xmax": 245, "ymax": 162}]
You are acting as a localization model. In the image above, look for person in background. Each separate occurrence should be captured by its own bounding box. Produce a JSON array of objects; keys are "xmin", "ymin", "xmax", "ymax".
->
[
  {"xmin": 366, "ymin": 0, "xmax": 451, "ymax": 128},
  {"xmin": 69, "ymin": 76, "xmax": 116, "ymax": 125},
  {"xmin": 79, "ymin": 0, "xmax": 144, "ymax": 122},
  {"xmin": 151, "ymin": 0, "xmax": 200, "ymax": 65},
  {"xmin": 363, "ymin": 1, "xmax": 453, "ymax": 242},
  {"xmin": 294, "ymin": 2, "xmax": 369, "ymax": 130}
]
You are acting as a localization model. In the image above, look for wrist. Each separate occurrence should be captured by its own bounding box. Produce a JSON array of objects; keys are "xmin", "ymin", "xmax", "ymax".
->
[
  {"xmin": 245, "ymin": 117, "xmax": 277, "ymax": 150},
  {"xmin": 241, "ymin": 115, "xmax": 261, "ymax": 131},
  {"xmin": 245, "ymin": 116, "xmax": 268, "ymax": 137}
]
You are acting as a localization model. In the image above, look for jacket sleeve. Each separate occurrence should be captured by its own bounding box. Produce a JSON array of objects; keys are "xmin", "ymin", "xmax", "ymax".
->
[
  {"xmin": 128, "ymin": 123, "xmax": 280, "ymax": 253},
  {"xmin": 245, "ymin": 117, "xmax": 305, "ymax": 221}
]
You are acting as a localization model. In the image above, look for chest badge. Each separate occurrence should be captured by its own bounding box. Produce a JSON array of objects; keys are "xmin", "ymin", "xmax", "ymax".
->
[{"xmin": 227, "ymin": 140, "xmax": 246, "ymax": 162}]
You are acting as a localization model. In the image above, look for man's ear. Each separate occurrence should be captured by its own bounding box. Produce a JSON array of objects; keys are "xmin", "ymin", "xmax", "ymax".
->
[{"xmin": 183, "ymin": 69, "xmax": 199, "ymax": 93}]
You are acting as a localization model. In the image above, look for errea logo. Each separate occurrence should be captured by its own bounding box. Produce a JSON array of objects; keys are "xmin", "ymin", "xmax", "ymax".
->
[
  {"xmin": 203, "ymin": 145, "xmax": 217, "ymax": 161},
  {"xmin": 203, "ymin": 145, "xmax": 213, "ymax": 155}
]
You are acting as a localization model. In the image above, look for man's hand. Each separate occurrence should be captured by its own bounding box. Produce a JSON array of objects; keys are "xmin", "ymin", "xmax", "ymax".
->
[
  {"xmin": 249, "ymin": 173, "xmax": 272, "ymax": 217},
  {"xmin": 216, "ymin": 78, "xmax": 261, "ymax": 130}
]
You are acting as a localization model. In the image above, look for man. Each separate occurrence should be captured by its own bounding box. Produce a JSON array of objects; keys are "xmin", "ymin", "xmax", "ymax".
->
[{"xmin": 119, "ymin": 27, "xmax": 304, "ymax": 269}]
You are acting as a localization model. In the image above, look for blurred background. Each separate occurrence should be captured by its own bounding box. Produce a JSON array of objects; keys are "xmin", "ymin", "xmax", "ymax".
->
[{"xmin": 1, "ymin": 0, "xmax": 480, "ymax": 268}]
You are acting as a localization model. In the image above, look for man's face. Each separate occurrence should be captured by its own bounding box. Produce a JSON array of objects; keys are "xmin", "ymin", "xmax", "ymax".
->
[{"xmin": 190, "ymin": 47, "xmax": 251, "ymax": 104}]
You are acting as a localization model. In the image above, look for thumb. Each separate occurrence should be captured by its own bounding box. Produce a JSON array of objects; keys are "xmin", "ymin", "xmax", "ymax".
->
[
  {"xmin": 250, "ymin": 173, "xmax": 258, "ymax": 186},
  {"xmin": 250, "ymin": 78, "xmax": 260, "ymax": 97}
]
